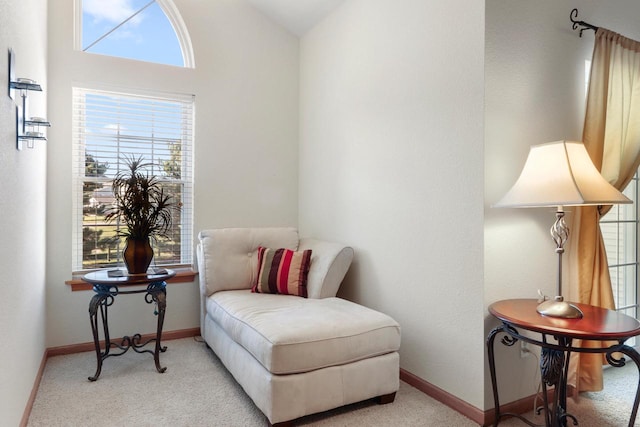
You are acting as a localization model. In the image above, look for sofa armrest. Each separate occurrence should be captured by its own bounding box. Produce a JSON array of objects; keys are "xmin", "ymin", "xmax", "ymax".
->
[
  {"xmin": 196, "ymin": 242, "xmax": 208, "ymax": 334},
  {"xmin": 299, "ymin": 238, "xmax": 354, "ymax": 298}
]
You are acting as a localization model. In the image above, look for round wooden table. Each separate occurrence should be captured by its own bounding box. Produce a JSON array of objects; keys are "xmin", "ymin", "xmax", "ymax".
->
[{"xmin": 487, "ymin": 298, "xmax": 640, "ymax": 427}]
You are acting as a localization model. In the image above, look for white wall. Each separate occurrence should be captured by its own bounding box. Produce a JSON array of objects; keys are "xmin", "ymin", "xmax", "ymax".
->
[
  {"xmin": 45, "ymin": 0, "xmax": 299, "ymax": 347},
  {"xmin": 0, "ymin": 0, "xmax": 48, "ymax": 424},
  {"xmin": 484, "ymin": 0, "xmax": 588, "ymax": 406},
  {"xmin": 485, "ymin": 0, "xmax": 640, "ymax": 408},
  {"xmin": 300, "ymin": 0, "xmax": 486, "ymax": 410}
]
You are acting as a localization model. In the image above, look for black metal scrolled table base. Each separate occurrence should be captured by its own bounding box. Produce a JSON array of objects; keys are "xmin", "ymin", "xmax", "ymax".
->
[
  {"xmin": 488, "ymin": 322, "xmax": 640, "ymax": 427},
  {"xmin": 607, "ymin": 345, "xmax": 640, "ymax": 425},
  {"xmin": 488, "ymin": 325, "xmax": 542, "ymax": 427},
  {"xmin": 88, "ymin": 280, "xmax": 168, "ymax": 381}
]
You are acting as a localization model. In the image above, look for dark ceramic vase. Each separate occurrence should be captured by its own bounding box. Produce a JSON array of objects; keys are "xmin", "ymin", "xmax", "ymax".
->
[{"xmin": 123, "ymin": 237, "xmax": 154, "ymax": 274}]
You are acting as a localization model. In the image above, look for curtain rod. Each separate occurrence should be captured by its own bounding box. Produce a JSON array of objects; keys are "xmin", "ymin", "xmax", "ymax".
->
[{"xmin": 570, "ymin": 8, "xmax": 598, "ymax": 38}]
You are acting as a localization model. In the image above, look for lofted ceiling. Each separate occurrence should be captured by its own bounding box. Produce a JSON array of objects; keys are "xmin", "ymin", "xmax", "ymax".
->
[{"xmin": 246, "ymin": 0, "xmax": 345, "ymax": 36}]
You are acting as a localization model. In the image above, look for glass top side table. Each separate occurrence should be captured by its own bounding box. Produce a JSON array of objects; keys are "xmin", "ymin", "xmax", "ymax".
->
[{"xmin": 82, "ymin": 268, "xmax": 176, "ymax": 381}]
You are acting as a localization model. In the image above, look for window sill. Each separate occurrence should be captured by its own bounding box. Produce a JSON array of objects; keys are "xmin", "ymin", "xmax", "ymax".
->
[{"xmin": 65, "ymin": 268, "xmax": 198, "ymax": 291}]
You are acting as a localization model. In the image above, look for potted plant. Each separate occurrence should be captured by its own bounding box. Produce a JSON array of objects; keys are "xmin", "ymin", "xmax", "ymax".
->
[{"xmin": 105, "ymin": 155, "xmax": 178, "ymax": 274}]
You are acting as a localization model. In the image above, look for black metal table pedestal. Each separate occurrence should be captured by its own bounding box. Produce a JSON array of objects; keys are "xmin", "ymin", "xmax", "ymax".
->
[
  {"xmin": 487, "ymin": 322, "xmax": 640, "ymax": 427},
  {"xmin": 87, "ymin": 280, "xmax": 168, "ymax": 381}
]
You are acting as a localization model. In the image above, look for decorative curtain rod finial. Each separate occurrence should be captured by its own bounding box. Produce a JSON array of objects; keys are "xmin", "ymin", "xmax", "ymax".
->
[{"xmin": 570, "ymin": 8, "xmax": 598, "ymax": 38}]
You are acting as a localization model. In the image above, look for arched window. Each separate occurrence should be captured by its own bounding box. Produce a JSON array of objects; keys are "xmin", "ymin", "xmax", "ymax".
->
[{"xmin": 76, "ymin": 0, "xmax": 195, "ymax": 68}]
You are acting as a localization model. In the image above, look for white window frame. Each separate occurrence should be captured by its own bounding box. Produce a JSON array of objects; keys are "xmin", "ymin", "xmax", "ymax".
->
[
  {"xmin": 71, "ymin": 86, "xmax": 194, "ymax": 272},
  {"xmin": 601, "ymin": 175, "xmax": 639, "ymax": 320}
]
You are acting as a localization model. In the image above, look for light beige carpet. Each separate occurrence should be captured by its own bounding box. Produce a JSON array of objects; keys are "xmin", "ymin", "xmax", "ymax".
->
[
  {"xmin": 27, "ymin": 337, "xmax": 477, "ymax": 426},
  {"xmin": 27, "ymin": 337, "xmax": 640, "ymax": 426}
]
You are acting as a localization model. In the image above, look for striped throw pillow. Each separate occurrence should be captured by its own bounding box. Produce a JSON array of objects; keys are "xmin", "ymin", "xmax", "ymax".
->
[{"xmin": 252, "ymin": 247, "xmax": 312, "ymax": 297}]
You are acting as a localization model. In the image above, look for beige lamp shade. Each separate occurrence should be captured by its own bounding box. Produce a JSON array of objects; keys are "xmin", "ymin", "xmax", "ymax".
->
[{"xmin": 494, "ymin": 140, "xmax": 631, "ymax": 208}]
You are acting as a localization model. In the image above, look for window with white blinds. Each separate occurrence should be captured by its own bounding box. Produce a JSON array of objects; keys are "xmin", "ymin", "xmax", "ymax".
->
[
  {"xmin": 72, "ymin": 87, "xmax": 194, "ymax": 272},
  {"xmin": 601, "ymin": 175, "xmax": 639, "ymax": 320}
]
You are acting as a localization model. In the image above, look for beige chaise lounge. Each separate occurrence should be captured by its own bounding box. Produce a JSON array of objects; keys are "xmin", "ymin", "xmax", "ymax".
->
[{"xmin": 196, "ymin": 227, "xmax": 401, "ymax": 426}]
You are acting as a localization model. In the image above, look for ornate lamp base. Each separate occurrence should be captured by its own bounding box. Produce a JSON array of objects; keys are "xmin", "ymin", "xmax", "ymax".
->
[{"xmin": 537, "ymin": 296, "xmax": 583, "ymax": 319}]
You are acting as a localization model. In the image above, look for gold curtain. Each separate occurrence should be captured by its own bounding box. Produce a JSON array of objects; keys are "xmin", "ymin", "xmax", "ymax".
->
[{"xmin": 568, "ymin": 28, "xmax": 640, "ymax": 392}]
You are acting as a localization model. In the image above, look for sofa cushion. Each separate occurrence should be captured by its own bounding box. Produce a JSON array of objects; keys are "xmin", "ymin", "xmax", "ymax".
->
[
  {"xmin": 206, "ymin": 289, "xmax": 401, "ymax": 375},
  {"xmin": 252, "ymin": 247, "xmax": 312, "ymax": 297}
]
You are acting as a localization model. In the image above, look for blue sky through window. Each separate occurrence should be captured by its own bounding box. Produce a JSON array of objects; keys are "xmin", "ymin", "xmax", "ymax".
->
[{"xmin": 82, "ymin": 0, "xmax": 183, "ymax": 67}]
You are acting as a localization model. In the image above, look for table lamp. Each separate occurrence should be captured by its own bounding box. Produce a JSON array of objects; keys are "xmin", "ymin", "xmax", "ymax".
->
[{"xmin": 494, "ymin": 140, "xmax": 631, "ymax": 319}]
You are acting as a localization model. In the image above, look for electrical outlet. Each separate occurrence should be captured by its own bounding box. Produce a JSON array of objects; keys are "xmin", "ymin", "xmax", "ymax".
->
[{"xmin": 520, "ymin": 341, "xmax": 531, "ymax": 358}]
